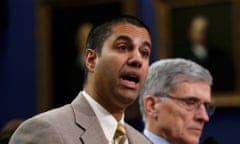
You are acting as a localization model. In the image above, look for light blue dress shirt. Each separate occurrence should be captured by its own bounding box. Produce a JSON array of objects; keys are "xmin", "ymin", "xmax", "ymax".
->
[{"xmin": 144, "ymin": 129, "xmax": 171, "ymax": 144}]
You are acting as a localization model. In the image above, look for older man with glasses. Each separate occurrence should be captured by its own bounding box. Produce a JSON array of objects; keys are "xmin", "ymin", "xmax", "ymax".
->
[{"xmin": 139, "ymin": 58, "xmax": 215, "ymax": 144}]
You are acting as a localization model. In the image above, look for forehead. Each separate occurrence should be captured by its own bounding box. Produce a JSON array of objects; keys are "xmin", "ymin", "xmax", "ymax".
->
[
  {"xmin": 110, "ymin": 23, "xmax": 151, "ymax": 40},
  {"xmin": 173, "ymin": 81, "xmax": 211, "ymax": 101}
]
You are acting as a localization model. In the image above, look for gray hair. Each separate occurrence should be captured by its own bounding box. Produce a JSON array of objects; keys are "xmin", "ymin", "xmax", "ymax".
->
[{"xmin": 139, "ymin": 58, "xmax": 213, "ymax": 121}]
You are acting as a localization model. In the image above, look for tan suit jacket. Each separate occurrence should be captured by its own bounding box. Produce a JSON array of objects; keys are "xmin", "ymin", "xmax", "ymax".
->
[{"xmin": 9, "ymin": 92, "xmax": 151, "ymax": 144}]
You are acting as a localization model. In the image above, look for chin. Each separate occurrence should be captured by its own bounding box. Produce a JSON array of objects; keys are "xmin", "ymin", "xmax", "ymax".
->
[
  {"xmin": 122, "ymin": 94, "xmax": 137, "ymax": 103},
  {"xmin": 185, "ymin": 138, "xmax": 199, "ymax": 144},
  {"xmin": 119, "ymin": 91, "xmax": 138, "ymax": 104},
  {"xmin": 125, "ymin": 90, "xmax": 139, "ymax": 99}
]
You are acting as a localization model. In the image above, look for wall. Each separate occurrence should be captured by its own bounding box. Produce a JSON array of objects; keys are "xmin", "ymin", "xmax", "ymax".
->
[
  {"xmin": 201, "ymin": 107, "xmax": 240, "ymax": 143},
  {"xmin": 0, "ymin": 0, "xmax": 36, "ymax": 128}
]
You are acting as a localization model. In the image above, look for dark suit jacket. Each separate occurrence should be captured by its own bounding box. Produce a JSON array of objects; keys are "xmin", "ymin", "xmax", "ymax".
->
[{"xmin": 9, "ymin": 92, "xmax": 151, "ymax": 144}]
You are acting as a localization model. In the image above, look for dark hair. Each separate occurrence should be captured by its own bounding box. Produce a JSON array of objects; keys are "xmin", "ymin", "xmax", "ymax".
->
[{"xmin": 85, "ymin": 15, "xmax": 151, "ymax": 54}]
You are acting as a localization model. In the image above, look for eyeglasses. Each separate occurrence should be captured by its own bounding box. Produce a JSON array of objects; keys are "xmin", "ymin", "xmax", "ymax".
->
[{"xmin": 157, "ymin": 93, "xmax": 216, "ymax": 117}]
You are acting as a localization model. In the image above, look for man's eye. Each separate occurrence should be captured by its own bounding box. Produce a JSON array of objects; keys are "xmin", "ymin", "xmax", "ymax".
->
[
  {"xmin": 204, "ymin": 102, "xmax": 214, "ymax": 110},
  {"xmin": 140, "ymin": 50, "xmax": 150, "ymax": 58},
  {"xmin": 118, "ymin": 45, "xmax": 129, "ymax": 51},
  {"xmin": 184, "ymin": 98, "xmax": 199, "ymax": 105}
]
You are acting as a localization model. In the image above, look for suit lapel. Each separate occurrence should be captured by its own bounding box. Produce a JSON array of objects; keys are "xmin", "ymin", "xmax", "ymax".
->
[
  {"xmin": 125, "ymin": 124, "xmax": 152, "ymax": 144},
  {"xmin": 71, "ymin": 92, "xmax": 108, "ymax": 144},
  {"xmin": 125, "ymin": 124, "xmax": 136, "ymax": 144}
]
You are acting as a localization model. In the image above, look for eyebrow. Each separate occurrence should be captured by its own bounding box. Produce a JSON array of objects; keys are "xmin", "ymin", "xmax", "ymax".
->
[
  {"xmin": 143, "ymin": 41, "xmax": 151, "ymax": 50},
  {"xmin": 115, "ymin": 35, "xmax": 132, "ymax": 43},
  {"xmin": 181, "ymin": 96, "xmax": 212, "ymax": 103},
  {"xmin": 115, "ymin": 35, "xmax": 151, "ymax": 50}
]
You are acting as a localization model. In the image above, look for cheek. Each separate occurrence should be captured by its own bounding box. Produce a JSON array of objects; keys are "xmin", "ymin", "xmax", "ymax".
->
[
  {"xmin": 97, "ymin": 54, "xmax": 121, "ymax": 70},
  {"xmin": 141, "ymin": 64, "xmax": 149, "ymax": 82},
  {"xmin": 103, "ymin": 53, "xmax": 124, "ymax": 66},
  {"xmin": 95, "ymin": 55, "xmax": 124, "ymax": 83},
  {"xmin": 164, "ymin": 107, "xmax": 190, "ymax": 135},
  {"xmin": 143, "ymin": 65, "xmax": 149, "ymax": 75},
  {"xmin": 173, "ymin": 112, "xmax": 196, "ymax": 142},
  {"xmin": 174, "ymin": 109, "xmax": 192, "ymax": 126}
]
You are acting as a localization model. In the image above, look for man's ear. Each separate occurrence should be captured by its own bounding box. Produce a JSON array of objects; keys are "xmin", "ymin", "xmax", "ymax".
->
[
  {"xmin": 85, "ymin": 49, "xmax": 97, "ymax": 72},
  {"xmin": 144, "ymin": 95, "xmax": 158, "ymax": 118}
]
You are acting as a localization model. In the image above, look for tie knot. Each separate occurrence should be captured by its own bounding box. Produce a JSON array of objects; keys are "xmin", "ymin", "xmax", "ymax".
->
[
  {"xmin": 114, "ymin": 123, "xmax": 126, "ymax": 138},
  {"xmin": 114, "ymin": 123, "xmax": 129, "ymax": 144}
]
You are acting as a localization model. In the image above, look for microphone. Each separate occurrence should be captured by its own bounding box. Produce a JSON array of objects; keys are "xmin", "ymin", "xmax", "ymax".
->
[{"xmin": 203, "ymin": 136, "xmax": 219, "ymax": 144}]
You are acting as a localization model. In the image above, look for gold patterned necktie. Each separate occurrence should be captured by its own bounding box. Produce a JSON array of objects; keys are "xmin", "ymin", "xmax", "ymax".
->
[{"xmin": 114, "ymin": 123, "xmax": 129, "ymax": 144}]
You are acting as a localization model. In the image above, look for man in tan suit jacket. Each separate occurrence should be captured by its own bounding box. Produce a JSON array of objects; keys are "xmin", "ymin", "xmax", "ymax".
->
[
  {"xmin": 9, "ymin": 15, "xmax": 152, "ymax": 144},
  {"xmin": 9, "ymin": 92, "xmax": 150, "ymax": 143}
]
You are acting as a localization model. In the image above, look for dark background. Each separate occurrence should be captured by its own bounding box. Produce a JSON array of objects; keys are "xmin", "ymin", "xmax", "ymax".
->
[
  {"xmin": 51, "ymin": 2, "xmax": 121, "ymax": 107},
  {"xmin": 0, "ymin": 0, "xmax": 240, "ymax": 143},
  {"xmin": 171, "ymin": 2, "xmax": 232, "ymax": 56},
  {"xmin": 170, "ymin": 2, "xmax": 236, "ymax": 92}
]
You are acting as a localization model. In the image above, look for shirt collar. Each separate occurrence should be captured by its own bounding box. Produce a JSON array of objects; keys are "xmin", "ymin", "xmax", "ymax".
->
[
  {"xmin": 82, "ymin": 91, "xmax": 124, "ymax": 144},
  {"xmin": 144, "ymin": 129, "xmax": 171, "ymax": 144}
]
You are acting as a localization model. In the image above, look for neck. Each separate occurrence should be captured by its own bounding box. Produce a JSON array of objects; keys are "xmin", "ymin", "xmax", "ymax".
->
[{"xmin": 84, "ymin": 87, "xmax": 125, "ymax": 121}]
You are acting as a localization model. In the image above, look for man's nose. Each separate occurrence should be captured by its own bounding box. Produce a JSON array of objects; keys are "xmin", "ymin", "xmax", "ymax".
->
[
  {"xmin": 196, "ymin": 104, "xmax": 210, "ymax": 122},
  {"xmin": 128, "ymin": 50, "xmax": 143, "ymax": 68}
]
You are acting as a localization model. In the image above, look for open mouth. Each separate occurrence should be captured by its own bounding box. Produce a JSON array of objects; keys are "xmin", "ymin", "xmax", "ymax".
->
[{"xmin": 121, "ymin": 74, "xmax": 140, "ymax": 84}]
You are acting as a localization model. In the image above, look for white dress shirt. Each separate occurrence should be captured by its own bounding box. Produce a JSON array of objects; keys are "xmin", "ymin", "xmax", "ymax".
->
[{"xmin": 82, "ymin": 91, "xmax": 124, "ymax": 144}]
